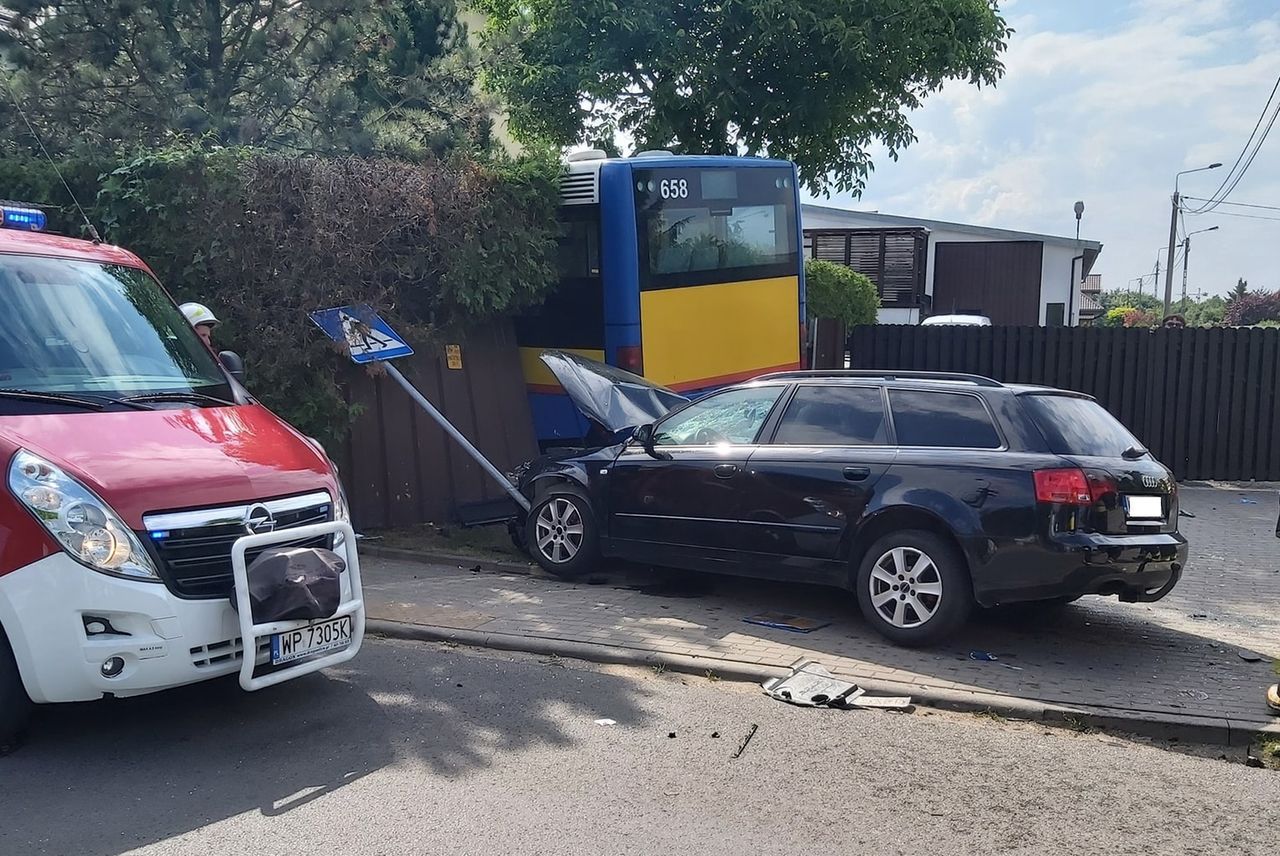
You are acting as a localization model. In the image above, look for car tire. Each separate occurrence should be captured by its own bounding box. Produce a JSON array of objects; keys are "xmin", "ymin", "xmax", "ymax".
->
[
  {"xmin": 855, "ymin": 530, "xmax": 972, "ymax": 647},
  {"xmin": 525, "ymin": 485, "xmax": 600, "ymax": 579},
  {"xmin": 0, "ymin": 629, "xmax": 32, "ymax": 755}
]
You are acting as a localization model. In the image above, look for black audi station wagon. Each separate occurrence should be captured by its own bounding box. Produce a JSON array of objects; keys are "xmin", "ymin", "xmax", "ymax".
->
[{"xmin": 512, "ymin": 352, "xmax": 1189, "ymax": 646}]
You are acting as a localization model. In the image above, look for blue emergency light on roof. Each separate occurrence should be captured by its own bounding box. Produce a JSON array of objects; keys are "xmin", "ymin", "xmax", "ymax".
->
[{"xmin": 1, "ymin": 204, "xmax": 47, "ymax": 232}]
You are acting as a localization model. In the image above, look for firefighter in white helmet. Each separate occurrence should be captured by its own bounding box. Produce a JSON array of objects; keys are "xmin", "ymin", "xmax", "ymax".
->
[{"xmin": 180, "ymin": 302, "xmax": 219, "ymax": 349}]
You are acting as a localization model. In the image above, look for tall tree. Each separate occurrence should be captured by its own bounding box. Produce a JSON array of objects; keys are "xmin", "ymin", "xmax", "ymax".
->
[
  {"xmin": 0, "ymin": 0, "xmax": 491, "ymax": 157},
  {"xmin": 476, "ymin": 0, "xmax": 1010, "ymax": 194},
  {"xmin": 1228, "ymin": 278, "xmax": 1249, "ymax": 304}
]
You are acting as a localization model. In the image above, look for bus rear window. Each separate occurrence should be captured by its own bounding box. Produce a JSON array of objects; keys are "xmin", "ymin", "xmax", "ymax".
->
[{"xmin": 635, "ymin": 167, "xmax": 798, "ymax": 289}]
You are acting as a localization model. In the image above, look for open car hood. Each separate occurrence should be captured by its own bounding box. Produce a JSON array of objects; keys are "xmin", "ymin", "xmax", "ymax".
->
[{"xmin": 539, "ymin": 350, "xmax": 688, "ymax": 435}]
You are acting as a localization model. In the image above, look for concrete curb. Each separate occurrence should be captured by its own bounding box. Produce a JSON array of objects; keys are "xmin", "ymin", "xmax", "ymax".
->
[{"xmin": 367, "ymin": 619, "xmax": 1279, "ymax": 748}]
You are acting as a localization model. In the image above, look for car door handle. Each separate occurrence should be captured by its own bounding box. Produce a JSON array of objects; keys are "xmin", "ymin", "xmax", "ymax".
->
[
  {"xmin": 714, "ymin": 464, "xmax": 740, "ymax": 479},
  {"xmin": 843, "ymin": 466, "xmax": 871, "ymax": 482}
]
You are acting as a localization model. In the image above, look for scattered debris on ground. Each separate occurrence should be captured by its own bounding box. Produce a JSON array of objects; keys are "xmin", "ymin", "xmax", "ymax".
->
[
  {"xmin": 594, "ymin": 718, "xmax": 616, "ymax": 726},
  {"xmin": 1238, "ymin": 650, "xmax": 1264, "ymax": 663},
  {"xmin": 762, "ymin": 660, "xmax": 912, "ymax": 710},
  {"xmin": 742, "ymin": 612, "xmax": 831, "ymax": 633},
  {"xmin": 968, "ymin": 650, "xmax": 1023, "ymax": 671},
  {"xmin": 732, "ymin": 724, "xmax": 758, "ymax": 759}
]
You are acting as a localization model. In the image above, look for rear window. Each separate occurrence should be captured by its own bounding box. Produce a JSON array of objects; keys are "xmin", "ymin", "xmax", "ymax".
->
[
  {"xmin": 1021, "ymin": 394, "xmax": 1142, "ymax": 458},
  {"xmin": 774, "ymin": 386, "xmax": 888, "ymax": 445},
  {"xmin": 889, "ymin": 390, "xmax": 1001, "ymax": 449}
]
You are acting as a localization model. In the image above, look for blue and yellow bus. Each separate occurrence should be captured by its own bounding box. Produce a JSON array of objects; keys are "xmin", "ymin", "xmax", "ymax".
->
[{"xmin": 516, "ymin": 151, "xmax": 805, "ymax": 446}]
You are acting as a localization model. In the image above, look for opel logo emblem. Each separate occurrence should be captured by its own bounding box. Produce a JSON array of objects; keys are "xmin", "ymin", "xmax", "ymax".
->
[{"xmin": 244, "ymin": 504, "xmax": 276, "ymax": 535}]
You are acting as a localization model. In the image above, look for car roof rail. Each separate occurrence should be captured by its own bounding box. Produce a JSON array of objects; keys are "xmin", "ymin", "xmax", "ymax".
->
[{"xmin": 753, "ymin": 369, "xmax": 1004, "ymax": 388}]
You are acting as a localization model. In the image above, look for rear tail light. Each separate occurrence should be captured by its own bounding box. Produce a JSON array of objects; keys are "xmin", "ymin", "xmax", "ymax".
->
[
  {"xmin": 1034, "ymin": 468, "xmax": 1093, "ymax": 505},
  {"xmin": 617, "ymin": 345, "xmax": 643, "ymax": 376},
  {"xmin": 1083, "ymin": 469, "xmax": 1117, "ymax": 502}
]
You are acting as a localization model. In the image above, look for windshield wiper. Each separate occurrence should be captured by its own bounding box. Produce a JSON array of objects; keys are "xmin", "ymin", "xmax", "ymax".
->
[
  {"xmin": 0, "ymin": 389, "xmax": 154, "ymax": 411},
  {"xmin": 1121, "ymin": 445, "xmax": 1148, "ymax": 460},
  {"xmin": 121, "ymin": 391, "xmax": 235, "ymax": 407}
]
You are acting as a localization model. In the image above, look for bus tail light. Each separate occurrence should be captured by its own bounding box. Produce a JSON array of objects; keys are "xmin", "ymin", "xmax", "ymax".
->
[{"xmin": 617, "ymin": 345, "xmax": 644, "ymax": 376}]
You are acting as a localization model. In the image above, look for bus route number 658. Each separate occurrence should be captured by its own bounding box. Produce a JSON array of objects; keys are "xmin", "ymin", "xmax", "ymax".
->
[{"xmin": 659, "ymin": 179, "xmax": 689, "ymax": 200}]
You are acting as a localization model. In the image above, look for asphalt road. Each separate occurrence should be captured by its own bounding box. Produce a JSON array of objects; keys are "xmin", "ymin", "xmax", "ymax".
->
[{"xmin": 2, "ymin": 639, "xmax": 1277, "ymax": 856}]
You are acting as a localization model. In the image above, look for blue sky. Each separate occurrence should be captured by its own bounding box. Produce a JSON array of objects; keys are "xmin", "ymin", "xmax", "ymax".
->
[{"xmin": 807, "ymin": 0, "xmax": 1280, "ymax": 298}]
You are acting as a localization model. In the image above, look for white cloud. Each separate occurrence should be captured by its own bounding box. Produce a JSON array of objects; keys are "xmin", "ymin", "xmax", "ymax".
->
[{"xmin": 813, "ymin": 0, "xmax": 1280, "ymax": 296}]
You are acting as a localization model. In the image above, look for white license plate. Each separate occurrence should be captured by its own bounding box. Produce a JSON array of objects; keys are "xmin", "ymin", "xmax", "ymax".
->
[
  {"xmin": 271, "ymin": 616, "xmax": 352, "ymax": 665},
  {"xmin": 1125, "ymin": 495, "xmax": 1164, "ymax": 520}
]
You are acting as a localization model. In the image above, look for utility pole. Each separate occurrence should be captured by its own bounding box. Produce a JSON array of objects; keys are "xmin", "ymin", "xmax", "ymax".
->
[
  {"xmin": 1163, "ymin": 191, "xmax": 1179, "ymax": 317},
  {"xmin": 1180, "ymin": 226, "xmax": 1219, "ymax": 305},
  {"xmin": 1166, "ymin": 163, "xmax": 1222, "ymax": 317},
  {"xmin": 1181, "ymin": 236, "xmax": 1190, "ymax": 303}
]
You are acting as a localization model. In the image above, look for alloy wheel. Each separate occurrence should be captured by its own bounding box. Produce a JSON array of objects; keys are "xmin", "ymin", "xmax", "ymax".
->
[
  {"xmin": 534, "ymin": 498, "xmax": 585, "ymax": 564},
  {"xmin": 868, "ymin": 546, "xmax": 943, "ymax": 629}
]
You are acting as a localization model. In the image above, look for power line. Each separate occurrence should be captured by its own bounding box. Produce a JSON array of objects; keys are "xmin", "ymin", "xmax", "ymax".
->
[
  {"xmin": 1184, "ymin": 74, "xmax": 1280, "ymax": 214},
  {"xmin": 1182, "ymin": 196, "xmax": 1280, "ymax": 213},
  {"xmin": 1197, "ymin": 208, "xmax": 1280, "ymax": 222},
  {"xmin": 1214, "ymin": 99, "xmax": 1280, "ymax": 206}
]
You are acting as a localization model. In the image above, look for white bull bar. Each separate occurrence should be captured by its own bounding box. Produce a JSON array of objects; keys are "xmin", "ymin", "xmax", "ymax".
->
[{"xmin": 230, "ymin": 521, "xmax": 365, "ymax": 692}]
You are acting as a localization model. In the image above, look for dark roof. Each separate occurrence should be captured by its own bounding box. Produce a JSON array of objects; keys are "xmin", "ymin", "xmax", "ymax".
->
[{"xmin": 802, "ymin": 203, "xmax": 1103, "ymax": 252}]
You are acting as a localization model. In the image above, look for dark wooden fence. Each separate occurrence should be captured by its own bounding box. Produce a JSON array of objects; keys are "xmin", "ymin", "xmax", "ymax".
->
[
  {"xmin": 847, "ymin": 325, "xmax": 1280, "ymax": 481},
  {"xmin": 338, "ymin": 320, "xmax": 537, "ymax": 530}
]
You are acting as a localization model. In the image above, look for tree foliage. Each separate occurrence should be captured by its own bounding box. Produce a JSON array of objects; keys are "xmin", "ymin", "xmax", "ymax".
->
[
  {"xmin": 1098, "ymin": 289, "xmax": 1161, "ymax": 313},
  {"xmin": 476, "ymin": 0, "xmax": 1010, "ymax": 194},
  {"xmin": 1, "ymin": 0, "xmax": 491, "ymax": 158},
  {"xmin": 1228, "ymin": 278, "xmax": 1249, "ymax": 304},
  {"xmin": 1175, "ymin": 295, "xmax": 1225, "ymax": 328},
  {"xmin": 0, "ymin": 145, "xmax": 561, "ymax": 448},
  {"xmin": 1100, "ymin": 291, "xmax": 1229, "ymax": 328},
  {"xmin": 805, "ymin": 259, "xmax": 879, "ymax": 327},
  {"xmin": 1224, "ymin": 290, "xmax": 1280, "ymax": 327},
  {"xmin": 1100, "ymin": 307, "xmax": 1157, "ymax": 328}
]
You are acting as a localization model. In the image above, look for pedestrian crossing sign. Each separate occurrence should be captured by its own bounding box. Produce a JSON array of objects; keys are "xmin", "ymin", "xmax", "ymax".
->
[{"xmin": 309, "ymin": 305, "xmax": 414, "ymax": 364}]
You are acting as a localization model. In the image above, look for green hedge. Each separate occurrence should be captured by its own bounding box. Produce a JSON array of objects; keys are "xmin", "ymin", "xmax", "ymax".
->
[
  {"xmin": 0, "ymin": 145, "xmax": 561, "ymax": 449},
  {"xmin": 804, "ymin": 258, "xmax": 879, "ymax": 327}
]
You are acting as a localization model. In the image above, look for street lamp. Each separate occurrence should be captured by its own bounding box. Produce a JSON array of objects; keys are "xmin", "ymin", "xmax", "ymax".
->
[
  {"xmin": 1181, "ymin": 225, "xmax": 1220, "ymax": 303},
  {"xmin": 1069, "ymin": 201, "xmax": 1085, "ymax": 325},
  {"xmin": 1164, "ymin": 162, "xmax": 1222, "ymax": 316}
]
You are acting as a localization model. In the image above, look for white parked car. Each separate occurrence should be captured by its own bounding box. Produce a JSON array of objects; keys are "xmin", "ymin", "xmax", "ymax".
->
[{"xmin": 921, "ymin": 314, "xmax": 992, "ymax": 327}]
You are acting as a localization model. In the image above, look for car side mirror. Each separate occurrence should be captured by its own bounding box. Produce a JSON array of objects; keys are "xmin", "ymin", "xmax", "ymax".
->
[
  {"xmin": 219, "ymin": 350, "xmax": 246, "ymax": 385},
  {"xmin": 633, "ymin": 423, "xmax": 655, "ymax": 448},
  {"xmin": 632, "ymin": 423, "xmax": 670, "ymax": 460}
]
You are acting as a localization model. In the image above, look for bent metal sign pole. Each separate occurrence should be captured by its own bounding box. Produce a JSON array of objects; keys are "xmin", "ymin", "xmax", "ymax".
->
[{"xmin": 309, "ymin": 304, "xmax": 531, "ymax": 513}]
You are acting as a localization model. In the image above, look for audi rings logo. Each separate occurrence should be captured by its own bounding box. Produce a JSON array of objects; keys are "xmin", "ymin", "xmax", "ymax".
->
[
  {"xmin": 1141, "ymin": 475, "xmax": 1161, "ymax": 489},
  {"xmin": 244, "ymin": 504, "xmax": 277, "ymax": 535}
]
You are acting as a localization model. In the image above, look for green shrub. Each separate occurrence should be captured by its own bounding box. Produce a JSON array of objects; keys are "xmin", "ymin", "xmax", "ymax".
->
[
  {"xmin": 1101, "ymin": 306, "xmax": 1133, "ymax": 327},
  {"xmin": 804, "ymin": 258, "xmax": 879, "ymax": 327}
]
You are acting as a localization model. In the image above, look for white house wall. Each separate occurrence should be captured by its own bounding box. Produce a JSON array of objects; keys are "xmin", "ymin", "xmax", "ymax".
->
[{"xmin": 802, "ymin": 209, "xmax": 1088, "ymax": 325}]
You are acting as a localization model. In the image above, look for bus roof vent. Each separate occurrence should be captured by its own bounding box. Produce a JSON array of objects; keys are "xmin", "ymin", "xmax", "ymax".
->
[
  {"xmin": 634, "ymin": 150, "xmax": 674, "ymax": 158},
  {"xmin": 559, "ymin": 170, "xmax": 599, "ymax": 205},
  {"xmin": 565, "ymin": 149, "xmax": 608, "ymax": 163}
]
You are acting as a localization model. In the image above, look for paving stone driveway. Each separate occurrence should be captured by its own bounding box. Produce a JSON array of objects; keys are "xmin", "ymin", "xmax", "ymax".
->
[{"xmin": 361, "ymin": 485, "xmax": 1280, "ymax": 733}]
